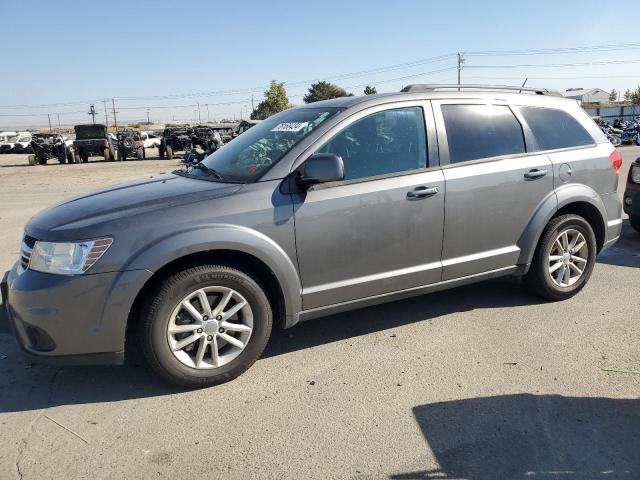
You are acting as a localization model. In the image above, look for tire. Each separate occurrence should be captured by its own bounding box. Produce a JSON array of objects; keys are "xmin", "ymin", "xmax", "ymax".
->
[
  {"xmin": 142, "ymin": 148, "xmax": 146, "ymax": 160},
  {"xmin": 136, "ymin": 147, "xmax": 143, "ymax": 160},
  {"xmin": 165, "ymin": 144, "xmax": 173, "ymax": 160},
  {"xmin": 67, "ymin": 150, "xmax": 75, "ymax": 163},
  {"xmin": 27, "ymin": 154, "xmax": 36, "ymax": 166},
  {"xmin": 525, "ymin": 214, "xmax": 597, "ymax": 301},
  {"xmin": 81, "ymin": 150, "xmax": 89, "ymax": 163},
  {"xmin": 117, "ymin": 149, "xmax": 125, "ymax": 161},
  {"xmin": 58, "ymin": 151, "xmax": 67, "ymax": 164},
  {"xmin": 629, "ymin": 215, "xmax": 640, "ymax": 233},
  {"xmin": 159, "ymin": 144, "xmax": 165, "ymax": 159},
  {"xmin": 104, "ymin": 147, "xmax": 112, "ymax": 161},
  {"xmin": 140, "ymin": 264, "xmax": 273, "ymax": 388}
]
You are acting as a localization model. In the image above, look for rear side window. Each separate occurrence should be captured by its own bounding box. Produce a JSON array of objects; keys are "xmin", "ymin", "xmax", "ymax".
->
[
  {"xmin": 519, "ymin": 106, "xmax": 594, "ymax": 151},
  {"xmin": 441, "ymin": 104, "xmax": 525, "ymax": 164}
]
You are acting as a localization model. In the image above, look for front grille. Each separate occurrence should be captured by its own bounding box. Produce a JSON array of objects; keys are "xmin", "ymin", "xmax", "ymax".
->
[{"xmin": 20, "ymin": 234, "xmax": 37, "ymax": 269}]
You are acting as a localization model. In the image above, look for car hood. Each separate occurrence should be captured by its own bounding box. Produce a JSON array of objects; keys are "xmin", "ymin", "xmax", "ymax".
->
[{"xmin": 26, "ymin": 173, "xmax": 243, "ymax": 236}]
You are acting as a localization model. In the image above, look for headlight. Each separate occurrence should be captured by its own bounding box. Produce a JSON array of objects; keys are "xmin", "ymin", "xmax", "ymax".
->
[
  {"xmin": 632, "ymin": 164, "xmax": 640, "ymax": 184},
  {"xmin": 29, "ymin": 238, "xmax": 113, "ymax": 275}
]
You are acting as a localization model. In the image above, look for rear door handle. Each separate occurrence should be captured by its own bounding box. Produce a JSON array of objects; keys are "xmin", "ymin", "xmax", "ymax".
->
[
  {"xmin": 407, "ymin": 186, "xmax": 439, "ymax": 200},
  {"xmin": 524, "ymin": 168, "xmax": 548, "ymax": 180}
]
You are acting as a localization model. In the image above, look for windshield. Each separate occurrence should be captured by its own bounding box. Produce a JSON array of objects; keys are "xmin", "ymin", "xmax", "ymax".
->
[
  {"xmin": 7, "ymin": 136, "xmax": 19, "ymax": 142},
  {"xmin": 193, "ymin": 108, "xmax": 340, "ymax": 182},
  {"xmin": 75, "ymin": 126, "xmax": 106, "ymax": 139}
]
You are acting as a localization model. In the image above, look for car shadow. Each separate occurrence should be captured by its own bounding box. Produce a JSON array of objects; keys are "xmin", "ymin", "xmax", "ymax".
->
[
  {"xmin": 391, "ymin": 394, "xmax": 640, "ymax": 479},
  {"xmin": 0, "ymin": 279, "xmax": 540, "ymax": 413},
  {"xmin": 597, "ymin": 220, "xmax": 640, "ymax": 268}
]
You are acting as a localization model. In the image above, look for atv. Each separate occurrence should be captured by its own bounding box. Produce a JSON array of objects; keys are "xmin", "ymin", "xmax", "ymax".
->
[
  {"xmin": 115, "ymin": 129, "xmax": 145, "ymax": 161},
  {"xmin": 27, "ymin": 133, "xmax": 75, "ymax": 165},
  {"xmin": 73, "ymin": 124, "xmax": 114, "ymax": 163},
  {"xmin": 158, "ymin": 126, "xmax": 191, "ymax": 160}
]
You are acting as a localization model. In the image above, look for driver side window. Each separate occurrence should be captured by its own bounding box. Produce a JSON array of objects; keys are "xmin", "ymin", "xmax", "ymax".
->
[{"xmin": 317, "ymin": 107, "xmax": 427, "ymax": 181}]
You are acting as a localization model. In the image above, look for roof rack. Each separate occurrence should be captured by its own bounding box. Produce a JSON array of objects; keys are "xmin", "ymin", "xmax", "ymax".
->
[{"xmin": 400, "ymin": 84, "xmax": 562, "ymax": 97}]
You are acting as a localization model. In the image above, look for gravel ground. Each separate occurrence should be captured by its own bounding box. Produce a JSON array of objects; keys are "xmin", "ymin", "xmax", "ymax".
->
[{"xmin": 0, "ymin": 147, "xmax": 638, "ymax": 480}]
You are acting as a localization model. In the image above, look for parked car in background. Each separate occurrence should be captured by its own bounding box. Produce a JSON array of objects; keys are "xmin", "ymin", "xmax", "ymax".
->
[
  {"xmin": 159, "ymin": 126, "xmax": 191, "ymax": 159},
  {"xmin": 1, "ymin": 85, "xmax": 623, "ymax": 388},
  {"xmin": 623, "ymin": 157, "xmax": 640, "ymax": 232},
  {"xmin": 0, "ymin": 131, "xmax": 17, "ymax": 145},
  {"xmin": 141, "ymin": 131, "xmax": 161, "ymax": 149},
  {"xmin": 73, "ymin": 124, "xmax": 114, "ymax": 162},
  {"xmin": 0, "ymin": 131, "xmax": 32, "ymax": 153}
]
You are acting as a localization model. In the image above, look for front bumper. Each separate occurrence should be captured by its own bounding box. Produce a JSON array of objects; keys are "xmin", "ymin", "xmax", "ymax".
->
[{"xmin": 1, "ymin": 263, "xmax": 152, "ymax": 366}]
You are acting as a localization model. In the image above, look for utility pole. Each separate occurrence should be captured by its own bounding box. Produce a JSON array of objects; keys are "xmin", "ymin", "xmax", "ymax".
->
[
  {"xmin": 111, "ymin": 98, "xmax": 118, "ymax": 131},
  {"xmin": 457, "ymin": 53, "xmax": 465, "ymax": 90},
  {"xmin": 146, "ymin": 108, "xmax": 151, "ymax": 124},
  {"xmin": 56, "ymin": 113, "xmax": 61, "ymax": 129},
  {"xmin": 103, "ymin": 100, "xmax": 109, "ymax": 130},
  {"xmin": 205, "ymin": 104, "xmax": 210, "ymax": 122},
  {"xmin": 47, "ymin": 114, "xmax": 52, "ymax": 132},
  {"xmin": 196, "ymin": 102, "xmax": 201, "ymax": 123},
  {"xmin": 88, "ymin": 104, "xmax": 98, "ymax": 124},
  {"xmin": 251, "ymin": 94, "xmax": 254, "ymax": 112}
]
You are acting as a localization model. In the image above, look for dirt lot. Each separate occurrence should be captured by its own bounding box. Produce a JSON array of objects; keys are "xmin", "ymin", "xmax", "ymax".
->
[{"xmin": 0, "ymin": 148, "xmax": 639, "ymax": 479}]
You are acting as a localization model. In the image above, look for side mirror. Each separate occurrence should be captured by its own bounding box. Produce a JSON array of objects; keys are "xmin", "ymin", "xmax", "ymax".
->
[{"xmin": 299, "ymin": 153, "xmax": 344, "ymax": 186}]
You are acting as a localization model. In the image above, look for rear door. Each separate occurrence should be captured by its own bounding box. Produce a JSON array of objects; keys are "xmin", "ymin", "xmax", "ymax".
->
[{"xmin": 433, "ymin": 100, "xmax": 555, "ymax": 280}]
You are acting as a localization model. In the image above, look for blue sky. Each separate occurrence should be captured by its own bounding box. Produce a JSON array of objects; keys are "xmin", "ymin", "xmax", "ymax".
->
[{"xmin": 2, "ymin": 0, "xmax": 639, "ymax": 128}]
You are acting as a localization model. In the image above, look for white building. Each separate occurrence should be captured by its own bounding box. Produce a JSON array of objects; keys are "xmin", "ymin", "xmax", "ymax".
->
[{"xmin": 562, "ymin": 88, "xmax": 610, "ymax": 104}]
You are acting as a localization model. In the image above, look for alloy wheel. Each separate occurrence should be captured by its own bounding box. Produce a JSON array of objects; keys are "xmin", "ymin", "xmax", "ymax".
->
[
  {"xmin": 167, "ymin": 286, "xmax": 253, "ymax": 369},
  {"xmin": 548, "ymin": 228, "xmax": 588, "ymax": 287}
]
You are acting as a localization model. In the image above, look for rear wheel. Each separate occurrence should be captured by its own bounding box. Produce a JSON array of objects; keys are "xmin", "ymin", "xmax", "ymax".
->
[
  {"xmin": 165, "ymin": 144, "xmax": 173, "ymax": 160},
  {"xmin": 525, "ymin": 214, "xmax": 596, "ymax": 301},
  {"xmin": 136, "ymin": 147, "xmax": 144, "ymax": 159},
  {"xmin": 103, "ymin": 147, "xmax": 112, "ymax": 161},
  {"xmin": 629, "ymin": 215, "xmax": 640, "ymax": 233},
  {"xmin": 140, "ymin": 264, "xmax": 272, "ymax": 388},
  {"xmin": 81, "ymin": 150, "xmax": 89, "ymax": 163},
  {"xmin": 27, "ymin": 154, "xmax": 36, "ymax": 166},
  {"xmin": 117, "ymin": 149, "xmax": 125, "ymax": 161}
]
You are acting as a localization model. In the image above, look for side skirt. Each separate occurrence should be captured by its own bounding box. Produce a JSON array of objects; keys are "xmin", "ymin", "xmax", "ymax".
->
[{"xmin": 294, "ymin": 265, "xmax": 525, "ymax": 324}]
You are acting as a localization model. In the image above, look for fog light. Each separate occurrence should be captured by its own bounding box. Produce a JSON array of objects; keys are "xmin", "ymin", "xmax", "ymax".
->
[{"xmin": 625, "ymin": 196, "xmax": 633, "ymax": 206}]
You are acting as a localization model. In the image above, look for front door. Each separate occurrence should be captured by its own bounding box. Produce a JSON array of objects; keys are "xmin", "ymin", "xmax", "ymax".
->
[{"xmin": 293, "ymin": 105, "xmax": 445, "ymax": 310}]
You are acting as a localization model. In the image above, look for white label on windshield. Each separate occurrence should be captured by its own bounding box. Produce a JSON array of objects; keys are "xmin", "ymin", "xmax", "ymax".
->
[{"xmin": 271, "ymin": 122, "xmax": 308, "ymax": 132}]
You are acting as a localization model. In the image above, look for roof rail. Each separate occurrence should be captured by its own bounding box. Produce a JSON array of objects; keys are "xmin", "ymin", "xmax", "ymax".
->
[{"xmin": 400, "ymin": 84, "xmax": 562, "ymax": 97}]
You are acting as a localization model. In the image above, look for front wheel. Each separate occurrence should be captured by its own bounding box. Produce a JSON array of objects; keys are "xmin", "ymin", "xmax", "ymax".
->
[
  {"xmin": 140, "ymin": 264, "xmax": 273, "ymax": 388},
  {"xmin": 165, "ymin": 144, "xmax": 173, "ymax": 160},
  {"xmin": 525, "ymin": 214, "xmax": 597, "ymax": 301}
]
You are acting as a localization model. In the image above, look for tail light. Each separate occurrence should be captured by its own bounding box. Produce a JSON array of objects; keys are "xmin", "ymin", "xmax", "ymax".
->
[{"xmin": 609, "ymin": 149, "xmax": 623, "ymax": 174}]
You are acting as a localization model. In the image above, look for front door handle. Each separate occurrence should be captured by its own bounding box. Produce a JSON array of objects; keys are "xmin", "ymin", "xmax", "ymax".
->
[
  {"xmin": 524, "ymin": 168, "xmax": 548, "ymax": 180},
  {"xmin": 407, "ymin": 186, "xmax": 439, "ymax": 200}
]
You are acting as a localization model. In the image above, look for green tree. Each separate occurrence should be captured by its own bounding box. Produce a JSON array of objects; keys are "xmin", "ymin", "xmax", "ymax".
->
[
  {"xmin": 303, "ymin": 81, "xmax": 353, "ymax": 103},
  {"xmin": 251, "ymin": 80, "xmax": 289, "ymax": 120},
  {"xmin": 623, "ymin": 89, "xmax": 632, "ymax": 103},
  {"xmin": 364, "ymin": 85, "xmax": 377, "ymax": 95},
  {"xmin": 608, "ymin": 89, "xmax": 618, "ymax": 103}
]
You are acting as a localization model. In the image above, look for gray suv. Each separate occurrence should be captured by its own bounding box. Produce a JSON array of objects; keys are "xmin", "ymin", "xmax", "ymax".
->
[{"xmin": 1, "ymin": 85, "xmax": 623, "ymax": 387}]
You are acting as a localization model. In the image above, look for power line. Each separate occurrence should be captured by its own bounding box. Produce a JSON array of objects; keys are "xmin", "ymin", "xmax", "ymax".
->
[{"xmin": 465, "ymin": 59, "xmax": 640, "ymax": 69}]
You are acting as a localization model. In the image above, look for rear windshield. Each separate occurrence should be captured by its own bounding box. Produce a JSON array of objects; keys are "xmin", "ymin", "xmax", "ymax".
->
[{"xmin": 75, "ymin": 126, "xmax": 106, "ymax": 139}]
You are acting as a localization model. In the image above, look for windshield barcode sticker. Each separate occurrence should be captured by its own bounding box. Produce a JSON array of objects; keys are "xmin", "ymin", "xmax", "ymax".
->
[{"xmin": 271, "ymin": 122, "xmax": 308, "ymax": 132}]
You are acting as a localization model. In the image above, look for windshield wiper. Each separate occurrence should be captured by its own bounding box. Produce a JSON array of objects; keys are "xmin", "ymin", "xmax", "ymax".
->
[{"xmin": 189, "ymin": 162, "xmax": 223, "ymax": 180}]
